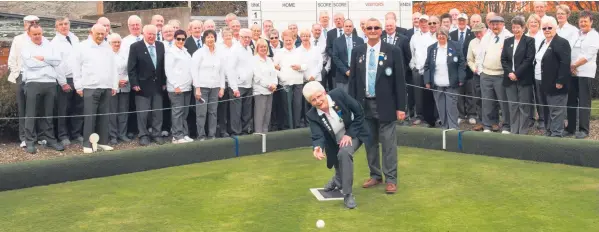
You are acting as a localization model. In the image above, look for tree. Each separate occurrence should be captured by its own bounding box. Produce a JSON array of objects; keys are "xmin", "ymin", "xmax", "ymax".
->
[{"xmin": 104, "ymin": 1, "xmax": 188, "ymax": 13}]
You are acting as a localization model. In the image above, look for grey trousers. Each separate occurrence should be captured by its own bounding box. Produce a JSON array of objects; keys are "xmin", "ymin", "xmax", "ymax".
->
[
  {"xmin": 566, "ymin": 76, "xmax": 592, "ymax": 134},
  {"xmin": 16, "ymin": 75, "xmax": 28, "ymax": 142},
  {"xmin": 169, "ymin": 91, "xmax": 191, "ymax": 140},
  {"xmin": 470, "ymin": 74, "xmax": 483, "ymax": 121},
  {"xmin": 545, "ymin": 94, "xmax": 568, "ymax": 137},
  {"xmin": 364, "ymin": 99, "xmax": 398, "ymax": 184},
  {"xmin": 533, "ymin": 80, "xmax": 546, "ymax": 128},
  {"xmin": 433, "ymin": 86, "xmax": 459, "ymax": 129},
  {"xmin": 57, "ymin": 78, "xmax": 84, "ymax": 140},
  {"xmin": 196, "ymin": 87, "xmax": 219, "ymax": 139},
  {"xmin": 481, "ymin": 74, "xmax": 510, "ymax": 130},
  {"xmin": 329, "ymin": 138, "xmax": 362, "ymax": 195},
  {"xmin": 335, "ymin": 82, "xmax": 348, "ymax": 92},
  {"xmin": 135, "ymin": 92, "xmax": 163, "ymax": 138},
  {"xmin": 83, "ymin": 89, "xmax": 111, "ymax": 148},
  {"xmin": 281, "ymin": 84, "xmax": 303, "ymax": 129},
  {"xmin": 253, "ymin": 94, "xmax": 273, "ymax": 133},
  {"xmin": 24, "ymin": 82, "xmax": 57, "ymax": 145},
  {"xmin": 229, "ymin": 87, "xmax": 253, "ymax": 135},
  {"xmin": 505, "ymin": 84, "xmax": 533, "ymax": 134},
  {"xmin": 109, "ymin": 92, "xmax": 129, "ymax": 140},
  {"xmin": 412, "ymin": 69, "xmax": 425, "ymax": 119}
]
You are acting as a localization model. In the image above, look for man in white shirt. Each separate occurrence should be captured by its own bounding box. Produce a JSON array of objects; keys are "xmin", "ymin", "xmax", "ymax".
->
[
  {"xmin": 318, "ymin": 11, "xmax": 331, "ymax": 39},
  {"xmin": 167, "ymin": 19, "xmax": 181, "ymax": 31},
  {"xmin": 228, "ymin": 29, "xmax": 253, "ymax": 135},
  {"xmin": 534, "ymin": 1, "xmax": 550, "ymax": 22},
  {"xmin": 162, "ymin": 24, "xmax": 175, "ymax": 48},
  {"xmin": 72, "ymin": 24, "xmax": 118, "ymax": 153},
  {"xmin": 261, "ymin": 20, "xmax": 274, "ymax": 40},
  {"xmin": 51, "ymin": 16, "xmax": 84, "ymax": 146},
  {"xmin": 8, "ymin": 15, "xmax": 42, "ymax": 148},
  {"xmin": 476, "ymin": 16, "xmax": 513, "ymax": 134},
  {"xmin": 151, "ymin": 15, "xmax": 165, "ymax": 41},
  {"xmin": 21, "ymin": 24, "xmax": 69, "ymax": 154},
  {"xmin": 409, "ymin": 14, "xmax": 436, "ymax": 125},
  {"xmin": 121, "ymin": 15, "xmax": 143, "ymax": 56},
  {"xmin": 230, "ymin": 20, "xmax": 241, "ymax": 42},
  {"xmin": 311, "ymin": 23, "xmax": 330, "ymax": 88}
]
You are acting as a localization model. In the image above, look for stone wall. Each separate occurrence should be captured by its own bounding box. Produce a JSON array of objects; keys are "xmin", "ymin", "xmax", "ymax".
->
[
  {"xmin": 0, "ymin": 1, "xmax": 98, "ymax": 19},
  {"xmin": 82, "ymin": 7, "xmax": 191, "ymax": 36}
]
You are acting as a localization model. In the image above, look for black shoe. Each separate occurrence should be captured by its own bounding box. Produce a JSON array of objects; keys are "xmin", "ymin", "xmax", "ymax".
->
[
  {"xmin": 118, "ymin": 136, "xmax": 132, "ymax": 142},
  {"xmin": 139, "ymin": 136, "xmax": 151, "ymax": 146},
  {"xmin": 344, "ymin": 194, "xmax": 356, "ymax": 209},
  {"xmin": 109, "ymin": 138, "xmax": 118, "ymax": 145},
  {"xmin": 46, "ymin": 142, "xmax": 65, "ymax": 151},
  {"xmin": 563, "ymin": 131, "xmax": 575, "ymax": 137},
  {"xmin": 323, "ymin": 179, "xmax": 338, "ymax": 192},
  {"xmin": 575, "ymin": 132, "xmax": 588, "ymax": 139},
  {"xmin": 26, "ymin": 144, "xmax": 37, "ymax": 154},
  {"xmin": 153, "ymin": 136, "xmax": 165, "ymax": 145}
]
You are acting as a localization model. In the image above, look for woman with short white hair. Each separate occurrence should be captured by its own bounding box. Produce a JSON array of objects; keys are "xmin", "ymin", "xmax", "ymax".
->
[
  {"xmin": 107, "ymin": 33, "xmax": 131, "ymax": 144},
  {"xmin": 535, "ymin": 16, "xmax": 571, "ymax": 137}
]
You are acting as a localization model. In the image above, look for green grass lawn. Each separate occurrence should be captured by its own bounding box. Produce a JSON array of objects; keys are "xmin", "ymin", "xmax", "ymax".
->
[{"xmin": 0, "ymin": 147, "xmax": 598, "ymax": 232}]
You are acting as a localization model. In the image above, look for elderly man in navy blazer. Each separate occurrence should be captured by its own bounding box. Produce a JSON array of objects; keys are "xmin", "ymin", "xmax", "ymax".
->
[
  {"xmin": 332, "ymin": 19, "xmax": 364, "ymax": 92},
  {"xmin": 304, "ymin": 81, "xmax": 371, "ymax": 209}
]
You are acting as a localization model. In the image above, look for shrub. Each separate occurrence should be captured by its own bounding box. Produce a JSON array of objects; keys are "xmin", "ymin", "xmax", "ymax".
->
[{"xmin": 0, "ymin": 71, "xmax": 19, "ymax": 139}]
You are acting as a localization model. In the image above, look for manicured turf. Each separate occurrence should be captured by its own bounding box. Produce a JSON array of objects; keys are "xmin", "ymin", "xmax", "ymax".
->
[{"xmin": 0, "ymin": 147, "xmax": 598, "ymax": 231}]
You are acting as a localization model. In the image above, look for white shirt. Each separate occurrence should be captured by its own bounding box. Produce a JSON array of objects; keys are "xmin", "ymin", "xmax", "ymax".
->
[
  {"xmin": 165, "ymin": 46, "xmax": 193, "ymax": 92},
  {"xmin": 72, "ymin": 39, "xmax": 118, "ymax": 91},
  {"xmin": 273, "ymin": 47, "xmax": 307, "ymax": 86},
  {"xmin": 20, "ymin": 39, "xmax": 63, "ymax": 84},
  {"xmin": 311, "ymin": 36, "xmax": 330, "ymax": 73},
  {"xmin": 229, "ymin": 43, "xmax": 255, "ymax": 90},
  {"xmin": 434, "ymin": 44, "xmax": 450, "ymax": 86},
  {"xmin": 535, "ymin": 39, "xmax": 551, "ymax": 81},
  {"xmin": 410, "ymin": 31, "xmax": 436, "ymax": 73},
  {"xmin": 297, "ymin": 44, "xmax": 324, "ymax": 82},
  {"xmin": 571, "ymin": 29, "xmax": 599, "ymax": 78},
  {"xmin": 252, "ymin": 55, "xmax": 278, "ymax": 95},
  {"xmin": 217, "ymin": 42, "xmax": 237, "ymax": 85},
  {"xmin": 51, "ymin": 32, "xmax": 80, "ymax": 80},
  {"xmin": 114, "ymin": 49, "xmax": 130, "ymax": 93},
  {"xmin": 526, "ymin": 31, "xmax": 545, "ymax": 51},
  {"xmin": 365, "ymin": 40, "xmax": 381, "ymax": 97},
  {"xmin": 121, "ymin": 34, "xmax": 143, "ymax": 56},
  {"xmin": 190, "ymin": 46, "xmax": 226, "ymax": 88},
  {"xmin": 316, "ymin": 95, "xmax": 346, "ymax": 143},
  {"xmin": 512, "ymin": 38, "xmax": 520, "ymax": 72},
  {"xmin": 557, "ymin": 23, "xmax": 578, "ymax": 46},
  {"xmin": 7, "ymin": 34, "xmax": 48, "ymax": 83},
  {"xmin": 164, "ymin": 39, "xmax": 175, "ymax": 49}
]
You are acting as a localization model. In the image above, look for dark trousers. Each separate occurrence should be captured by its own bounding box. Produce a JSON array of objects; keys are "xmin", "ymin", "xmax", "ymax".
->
[
  {"xmin": 217, "ymin": 84, "xmax": 231, "ymax": 136},
  {"xmin": 161, "ymin": 89, "xmax": 171, "ymax": 134},
  {"xmin": 135, "ymin": 92, "xmax": 163, "ymax": 138},
  {"xmin": 109, "ymin": 92, "xmax": 130, "ymax": 140},
  {"xmin": 83, "ymin": 89, "xmax": 111, "ymax": 148},
  {"xmin": 280, "ymin": 84, "xmax": 303, "ymax": 129},
  {"xmin": 533, "ymin": 80, "xmax": 546, "ymax": 128},
  {"xmin": 566, "ymin": 76, "xmax": 592, "ymax": 134},
  {"xmin": 57, "ymin": 78, "xmax": 84, "ymax": 140},
  {"xmin": 127, "ymin": 92, "xmax": 138, "ymax": 137},
  {"xmin": 16, "ymin": 75, "xmax": 27, "ymax": 142},
  {"xmin": 24, "ymin": 82, "xmax": 57, "ymax": 145},
  {"xmin": 470, "ymin": 74, "xmax": 483, "ymax": 121},
  {"xmin": 229, "ymin": 87, "xmax": 253, "ymax": 135},
  {"xmin": 270, "ymin": 85, "xmax": 285, "ymax": 131},
  {"xmin": 363, "ymin": 99, "xmax": 398, "ymax": 184},
  {"xmin": 457, "ymin": 78, "xmax": 476, "ymax": 119},
  {"xmin": 405, "ymin": 71, "xmax": 416, "ymax": 117},
  {"xmin": 411, "ymin": 69, "xmax": 425, "ymax": 119}
]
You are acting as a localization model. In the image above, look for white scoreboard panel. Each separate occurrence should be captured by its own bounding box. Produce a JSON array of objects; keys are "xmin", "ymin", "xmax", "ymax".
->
[{"xmin": 248, "ymin": 1, "xmax": 413, "ymax": 34}]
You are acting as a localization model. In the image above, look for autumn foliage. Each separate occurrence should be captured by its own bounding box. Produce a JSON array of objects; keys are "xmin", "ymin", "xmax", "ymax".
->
[{"xmin": 413, "ymin": 1, "xmax": 599, "ymax": 16}]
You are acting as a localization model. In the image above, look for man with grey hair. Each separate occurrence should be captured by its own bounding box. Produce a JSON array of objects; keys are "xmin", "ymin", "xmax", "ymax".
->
[
  {"xmin": 228, "ymin": 28, "xmax": 254, "ymax": 135},
  {"xmin": 261, "ymin": 20, "xmax": 273, "ymax": 40},
  {"xmin": 319, "ymin": 11, "xmax": 330, "ymax": 38},
  {"xmin": 534, "ymin": 1, "xmax": 549, "ymax": 21},
  {"xmin": 449, "ymin": 8, "xmax": 461, "ymax": 32},
  {"xmin": 121, "ymin": 15, "xmax": 143, "ymax": 55},
  {"xmin": 8, "ymin": 15, "xmax": 43, "ymax": 148},
  {"xmin": 225, "ymin": 13, "xmax": 237, "ymax": 26},
  {"xmin": 184, "ymin": 20, "xmax": 203, "ymax": 55},
  {"xmin": 21, "ymin": 24, "xmax": 68, "ymax": 153},
  {"xmin": 167, "ymin": 19, "xmax": 181, "ymax": 31},
  {"xmin": 406, "ymin": 12, "xmax": 421, "ymax": 39},
  {"xmin": 52, "ymin": 16, "xmax": 84, "ymax": 146},
  {"xmin": 332, "ymin": 19, "xmax": 363, "ymax": 92},
  {"xmin": 230, "ymin": 20, "xmax": 241, "ymax": 41},
  {"xmin": 476, "ymin": 16, "xmax": 513, "ymax": 134},
  {"xmin": 128, "ymin": 24, "xmax": 167, "ymax": 146},
  {"xmin": 72, "ymin": 24, "xmax": 118, "ymax": 153},
  {"xmin": 151, "ymin": 15, "xmax": 165, "ymax": 41},
  {"xmin": 162, "ymin": 24, "xmax": 175, "ymax": 47},
  {"xmin": 304, "ymin": 81, "xmax": 371, "ymax": 209},
  {"xmin": 311, "ymin": 23, "xmax": 330, "ymax": 88},
  {"xmin": 384, "ymin": 12, "xmax": 408, "ymax": 36}
]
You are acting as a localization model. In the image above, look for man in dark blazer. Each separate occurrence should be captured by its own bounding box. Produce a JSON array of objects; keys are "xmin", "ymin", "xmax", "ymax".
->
[
  {"xmin": 500, "ymin": 17, "xmax": 535, "ymax": 135},
  {"xmin": 449, "ymin": 13, "xmax": 476, "ymax": 122},
  {"xmin": 326, "ymin": 13, "xmax": 358, "ymax": 91},
  {"xmin": 332, "ymin": 19, "xmax": 364, "ymax": 92},
  {"xmin": 348, "ymin": 18, "xmax": 406, "ymax": 194},
  {"xmin": 127, "ymin": 25, "xmax": 167, "ymax": 146},
  {"xmin": 383, "ymin": 19, "xmax": 412, "ymax": 119},
  {"xmin": 184, "ymin": 20, "xmax": 203, "ymax": 56},
  {"xmin": 385, "ymin": 12, "xmax": 408, "ymax": 36},
  {"xmin": 304, "ymin": 81, "xmax": 372, "ymax": 209},
  {"xmin": 405, "ymin": 12, "xmax": 422, "ymax": 40}
]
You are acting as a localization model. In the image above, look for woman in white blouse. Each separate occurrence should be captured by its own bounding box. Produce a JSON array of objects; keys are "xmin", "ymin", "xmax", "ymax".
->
[
  {"xmin": 215, "ymin": 27, "xmax": 236, "ymax": 138},
  {"xmin": 555, "ymin": 4, "xmax": 578, "ymax": 45},
  {"xmin": 526, "ymin": 13, "xmax": 546, "ymax": 130},
  {"xmin": 191, "ymin": 29, "xmax": 226, "ymax": 140},
  {"xmin": 565, "ymin": 10, "xmax": 599, "ymax": 139},
  {"xmin": 107, "ymin": 33, "xmax": 131, "ymax": 144},
  {"xmin": 166, "ymin": 30, "xmax": 194, "ymax": 144},
  {"xmin": 252, "ymin": 39, "xmax": 278, "ymax": 133}
]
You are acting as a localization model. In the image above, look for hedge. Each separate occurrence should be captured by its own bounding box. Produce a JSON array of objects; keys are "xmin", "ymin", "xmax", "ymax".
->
[{"xmin": 0, "ymin": 76, "xmax": 18, "ymax": 138}]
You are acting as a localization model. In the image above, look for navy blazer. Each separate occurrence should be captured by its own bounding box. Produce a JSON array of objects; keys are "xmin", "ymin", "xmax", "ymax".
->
[
  {"xmin": 184, "ymin": 36, "xmax": 202, "ymax": 56},
  {"xmin": 127, "ymin": 40, "xmax": 167, "ymax": 97},
  {"xmin": 382, "ymin": 32, "xmax": 411, "ymax": 76},
  {"xmin": 307, "ymin": 88, "xmax": 372, "ymax": 169},
  {"xmin": 500, "ymin": 35, "xmax": 535, "ymax": 86},
  {"xmin": 535, "ymin": 35, "xmax": 571, "ymax": 95},
  {"xmin": 423, "ymin": 41, "xmax": 466, "ymax": 88},
  {"xmin": 348, "ymin": 41, "xmax": 407, "ymax": 122},
  {"xmin": 449, "ymin": 28, "xmax": 475, "ymax": 79},
  {"xmin": 332, "ymin": 34, "xmax": 364, "ymax": 83}
]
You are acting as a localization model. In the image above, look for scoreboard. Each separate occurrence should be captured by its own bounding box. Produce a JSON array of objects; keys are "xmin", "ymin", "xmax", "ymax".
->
[{"xmin": 247, "ymin": 1, "xmax": 413, "ymax": 34}]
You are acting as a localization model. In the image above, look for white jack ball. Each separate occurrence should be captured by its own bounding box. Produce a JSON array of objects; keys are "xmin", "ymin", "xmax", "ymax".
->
[{"xmin": 316, "ymin": 219, "xmax": 325, "ymax": 228}]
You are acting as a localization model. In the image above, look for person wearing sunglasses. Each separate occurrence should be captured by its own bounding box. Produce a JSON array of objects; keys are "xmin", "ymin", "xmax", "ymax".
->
[
  {"xmin": 409, "ymin": 14, "xmax": 436, "ymax": 126},
  {"xmin": 165, "ymin": 30, "xmax": 194, "ymax": 144},
  {"xmin": 565, "ymin": 10, "xmax": 598, "ymax": 139},
  {"xmin": 348, "ymin": 18, "xmax": 407, "ymax": 194},
  {"xmin": 534, "ymin": 16, "xmax": 571, "ymax": 137}
]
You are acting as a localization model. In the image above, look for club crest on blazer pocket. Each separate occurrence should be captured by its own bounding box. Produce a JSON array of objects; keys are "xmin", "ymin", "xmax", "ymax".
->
[{"xmin": 385, "ymin": 67, "xmax": 392, "ymax": 76}]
